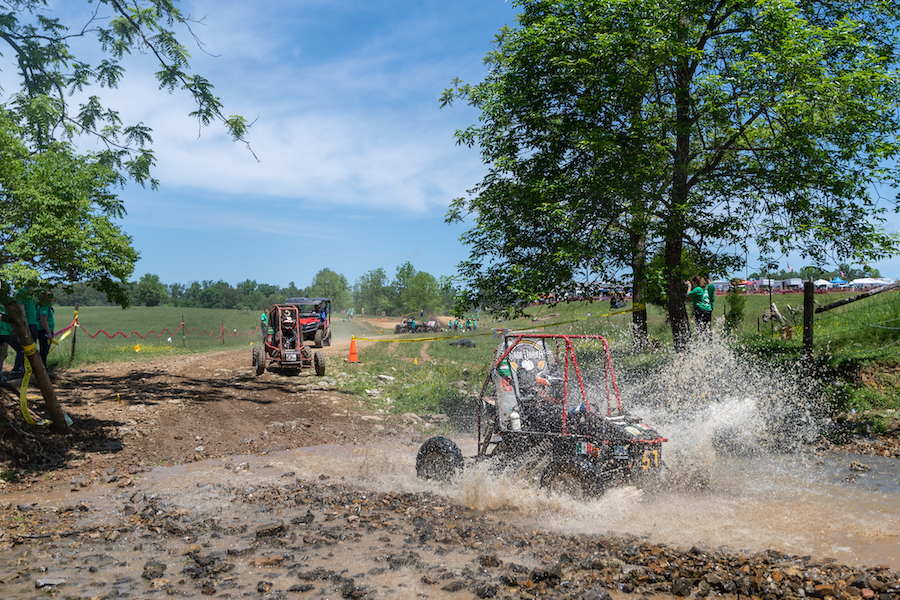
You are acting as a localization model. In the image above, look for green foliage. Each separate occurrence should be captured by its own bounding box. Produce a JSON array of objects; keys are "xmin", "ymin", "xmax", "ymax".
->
[
  {"xmin": 0, "ymin": 113, "xmax": 137, "ymax": 305},
  {"xmin": 351, "ymin": 263, "xmax": 455, "ymax": 317},
  {"xmin": 305, "ymin": 269, "xmax": 351, "ymax": 311},
  {"xmin": 1, "ymin": 0, "xmax": 249, "ymax": 187},
  {"xmin": 133, "ymin": 274, "xmax": 168, "ymax": 307},
  {"xmin": 750, "ymin": 263, "xmax": 881, "ymax": 281},
  {"xmin": 445, "ymin": 0, "xmax": 900, "ymax": 346},
  {"xmin": 724, "ymin": 286, "xmax": 747, "ymax": 332}
]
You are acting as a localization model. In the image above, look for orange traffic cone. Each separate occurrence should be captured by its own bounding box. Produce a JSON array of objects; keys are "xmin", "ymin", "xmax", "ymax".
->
[{"xmin": 348, "ymin": 336, "xmax": 359, "ymax": 363}]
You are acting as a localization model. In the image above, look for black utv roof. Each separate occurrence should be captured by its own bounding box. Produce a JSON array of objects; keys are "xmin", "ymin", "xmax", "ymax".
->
[{"xmin": 285, "ymin": 297, "xmax": 331, "ymax": 305}]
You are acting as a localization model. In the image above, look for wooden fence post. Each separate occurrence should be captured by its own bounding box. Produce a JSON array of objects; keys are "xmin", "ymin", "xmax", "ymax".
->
[
  {"xmin": 70, "ymin": 303, "xmax": 78, "ymax": 361},
  {"xmin": 803, "ymin": 281, "xmax": 814, "ymax": 358}
]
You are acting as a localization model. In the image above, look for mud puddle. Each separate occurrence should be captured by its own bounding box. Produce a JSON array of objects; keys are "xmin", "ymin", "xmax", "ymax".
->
[{"xmin": 1, "ymin": 439, "xmax": 899, "ymax": 599}]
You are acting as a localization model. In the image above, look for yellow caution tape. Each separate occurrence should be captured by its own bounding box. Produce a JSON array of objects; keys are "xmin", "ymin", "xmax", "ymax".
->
[
  {"xmin": 353, "ymin": 304, "xmax": 644, "ymax": 344},
  {"xmin": 18, "ymin": 358, "xmax": 71, "ymax": 428},
  {"xmin": 19, "ymin": 359, "xmax": 37, "ymax": 425}
]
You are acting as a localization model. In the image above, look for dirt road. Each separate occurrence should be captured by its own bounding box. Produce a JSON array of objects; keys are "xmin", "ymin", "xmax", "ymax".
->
[{"xmin": 0, "ymin": 342, "xmax": 899, "ymax": 599}]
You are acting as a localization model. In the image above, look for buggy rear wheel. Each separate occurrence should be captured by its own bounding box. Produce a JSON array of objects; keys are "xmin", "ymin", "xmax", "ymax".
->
[
  {"xmin": 253, "ymin": 345, "xmax": 265, "ymax": 376},
  {"xmin": 540, "ymin": 457, "xmax": 602, "ymax": 499},
  {"xmin": 416, "ymin": 436, "xmax": 463, "ymax": 482},
  {"xmin": 324, "ymin": 330, "xmax": 332, "ymax": 347},
  {"xmin": 314, "ymin": 351, "xmax": 325, "ymax": 376}
]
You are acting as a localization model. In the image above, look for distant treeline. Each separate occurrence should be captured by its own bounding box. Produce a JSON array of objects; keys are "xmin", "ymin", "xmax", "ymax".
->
[{"xmin": 52, "ymin": 263, "xmax": 458, "ymax": 318}]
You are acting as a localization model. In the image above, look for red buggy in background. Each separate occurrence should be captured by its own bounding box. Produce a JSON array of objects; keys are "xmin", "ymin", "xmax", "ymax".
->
[
  {"xmin": 285, "ymin": 297, "xmax": 331, "ymax": 348},
  {"xmin": 253, "ymin": 304, "xmax": 325, "ymax": 376}
]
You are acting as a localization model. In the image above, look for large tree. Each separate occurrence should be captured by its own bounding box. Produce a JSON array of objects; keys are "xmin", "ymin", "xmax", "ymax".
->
[
  {"xmin": 306, "ymin": 268, "xmax": 351, "ymax": 311},
  {"xmin": 133, "ymin": 273, "xmax": 168, "ymax": 307},
  {"xmin": 444, "ymin": 0, "xmax": 900, "ymax": 348},
  {"xmin": 1, "ymin": 0, "xmax": 249, "ymax": 185},
  {"xmin": 1, "ymin": 0, "xmax": 248, "ymax": 429},
  {"xmin": 353, "ymin": 268, "xmax": 392, "ymax": 316}
]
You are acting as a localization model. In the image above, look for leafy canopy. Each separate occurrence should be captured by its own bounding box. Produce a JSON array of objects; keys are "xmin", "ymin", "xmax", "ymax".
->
[
  {"xmin": 443, "ymin": 0, "xmax": 900, "ymax": 336},
  {"xmin": 0, "ymin": 112, "xmax": 137, "ymax": 305},
  {"xmin": 0, "ymin": 0, "xmax": 251, "ymax": 303},
  {"xmin": 1, "ymin": 0, "xmax": 251, "ymax": 188}
]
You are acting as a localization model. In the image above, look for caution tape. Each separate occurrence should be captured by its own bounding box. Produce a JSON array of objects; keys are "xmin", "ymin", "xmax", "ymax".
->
[
  {"xmin": 352, "ymin": 304, "xmax": 645, "ymax": 344},
  {"xmin": 18, "ymin": 357, "xmax": 36, "ymax": 425},
  {"xmin": 74, "ymin": 321, "xmax": 261, "ymax": 340},
  {"xmin": 17, "ymin": 356, "xmax": 71, "ymax": 428}
]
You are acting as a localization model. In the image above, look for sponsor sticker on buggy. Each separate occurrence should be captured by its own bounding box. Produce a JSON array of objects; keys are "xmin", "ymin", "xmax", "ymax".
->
[
  {"xmin": 625, "ymin": 426, "xmax": 641, "ymax": 436},
  {"xmin": 614, "ymin": 446, "xmax": 629, "ymax": 460},
  {"xmin": 508, "ymin": 340, "xmax": 548, "ymax": 372},
  {"xmin": 576, "ymin": 441, "xmax": 593, "ymax": 455}
]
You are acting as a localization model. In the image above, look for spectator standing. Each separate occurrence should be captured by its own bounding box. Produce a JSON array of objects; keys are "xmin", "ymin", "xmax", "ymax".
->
[
  {"xmin": 0, "ymin": 304, "xmax": 23, "ymax": 381},
  {"xmin": 36, "ymin": 291, "xmax": 55, "ymax": 366},
  {"xmin": 705, "ymin": 277, "xmax": 717, "ymax": 315},
  {"xmin": 12, "ymin": 288, "xmax": 37, "ymax": 375},
  {"xmin": 686, "ymin": 276, "xmax": 713, "ymax": 333}
]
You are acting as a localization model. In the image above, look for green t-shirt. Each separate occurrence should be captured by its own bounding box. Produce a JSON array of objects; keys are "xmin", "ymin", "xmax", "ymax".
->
[
  {"xmin": 706, "ymin": 283, "xmax": 716, "ymax": 312},
  {"xmin": 37, "ymin": 304, "xmax": 55, "ymax": 335},
  {"xmin": 0, "ymin": 306, "xmax": 13, "ymax": 336},
  {"xmin": 17, "ymin": 290, "xmax": 37, "ymax": 326},
  {"xmin": 688, "ymin": 285, "xmax": 712, "ymax": 312}
]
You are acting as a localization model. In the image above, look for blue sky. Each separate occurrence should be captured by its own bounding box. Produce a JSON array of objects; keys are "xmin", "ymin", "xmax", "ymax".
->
[
  {"xmin": 16, "ymin": 1, "xmax": 900, "ymax": 289},
  {"xmin": 91, "ymin": 0, "xmax": 521, "ymax": 289}
]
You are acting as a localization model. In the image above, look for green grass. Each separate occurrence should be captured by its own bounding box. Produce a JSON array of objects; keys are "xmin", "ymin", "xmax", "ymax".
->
[
  {"xmin": 38, "ymin": 292, "xmax": 900, "ymax": 430},
  {"xmin": 47, "ymin": 305, "xmax": 262, "ymax": 368}
]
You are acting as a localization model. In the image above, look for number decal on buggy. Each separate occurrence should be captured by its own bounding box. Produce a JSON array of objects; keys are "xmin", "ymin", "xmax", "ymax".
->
[{"xmin": 641, "ymin": 448, "xmax": 659, "ymax": 470}]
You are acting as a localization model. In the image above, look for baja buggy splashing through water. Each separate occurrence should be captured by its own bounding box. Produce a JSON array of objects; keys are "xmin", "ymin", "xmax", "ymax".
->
[{"xmin": 416, "ymin": 334, "xmax": 667, "ymax": 497}]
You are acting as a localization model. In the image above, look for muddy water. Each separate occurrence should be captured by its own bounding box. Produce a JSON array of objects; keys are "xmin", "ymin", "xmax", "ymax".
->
[{"xmin": 0, "ymin": 438, "xmax": 898, "ymax": 599}]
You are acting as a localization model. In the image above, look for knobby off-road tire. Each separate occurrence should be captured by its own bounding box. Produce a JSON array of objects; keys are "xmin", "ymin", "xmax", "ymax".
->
[
  {"xmin": 324, "ymin": 330, "xmax": 332, "ymax": 347},
  {"xmin": 540, "ymin": 456, "xmax": 603, "ymax": 499},
  {"xmin": 314, "ymin": 352, "xmax": 325, "ymax": 376},
  {"xmin": 416, "ymin": 436, "xmax": 464, "ymax": 483},
  {"xmin": 253, "ymin": 346, "xmax": 265, "ymax": 376},
  {"xmin": 314, "ymin": 329, "xmax": 324, "ymax": 348}
]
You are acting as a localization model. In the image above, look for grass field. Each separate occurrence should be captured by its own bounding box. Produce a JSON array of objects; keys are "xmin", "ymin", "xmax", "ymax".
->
[{"xmin": 40, "ymin": 289, "xmax": 900, "ymax": 429}]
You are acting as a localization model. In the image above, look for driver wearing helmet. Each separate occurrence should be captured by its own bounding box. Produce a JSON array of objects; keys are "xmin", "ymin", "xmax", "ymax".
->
[{"xmin": 281, "ymin": 313, "xmax": 296, "ymax": 349}]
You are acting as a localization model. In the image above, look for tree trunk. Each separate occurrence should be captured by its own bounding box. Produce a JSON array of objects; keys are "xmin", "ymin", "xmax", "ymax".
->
[
  {"xmin": 3, "ymin": 300, "xmax": 68, "ymax": 433},
  {"xmin": 664, "ymin": 236, "xmax": 690, "ymax": 350},
  {"xmin": 631, "ymin": 228, "xmax": 649, "ymax": 352},
  {"xmin": 667, "ymin": 50, "xmax": 694, "ymax": 352}
]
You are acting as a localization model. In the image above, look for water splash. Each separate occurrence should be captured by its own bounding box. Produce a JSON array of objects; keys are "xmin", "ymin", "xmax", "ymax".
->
[{"xmin": 617, "ymin": 333, "xmax": 825, "ymax": 465}]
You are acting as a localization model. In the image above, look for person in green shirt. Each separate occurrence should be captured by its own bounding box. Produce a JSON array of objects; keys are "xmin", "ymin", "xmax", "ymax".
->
[
  {"xmin": 0, "ymin": 304, "xmax": 24, "ymax": 381},
  {"xmin": 11, "ymin": 288, "xmax": 37, "ymax": 375},
  {"xmin": 705, "ymin": 277, "xmax": 717, "ymax": 314},
  {"xmin": 36, "ymin": 290, "xmax": 56, "ymax": 366},
  {"xmin": 686, "ymin": 275, "xmax": 713, "ymax": 333}
]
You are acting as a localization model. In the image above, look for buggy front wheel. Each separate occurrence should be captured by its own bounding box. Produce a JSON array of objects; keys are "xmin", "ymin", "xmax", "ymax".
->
[
  {"xmin": 253, "ymin": 345, "xmax": 265, "ymax": 376},
  {"xmin": 314, "ymin": 329, "xmax": 324, "ymax": 348},
  {"xmin": 416, "ymin": 436, "xmax": 464, "ymax": 482},
  {"xmin": 314, "ymin": 352, "xmax": 325, "ymax": 376},
  {"xmin": 540, "ymin": 457, "xmax": 602, "ymax": 499}
]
